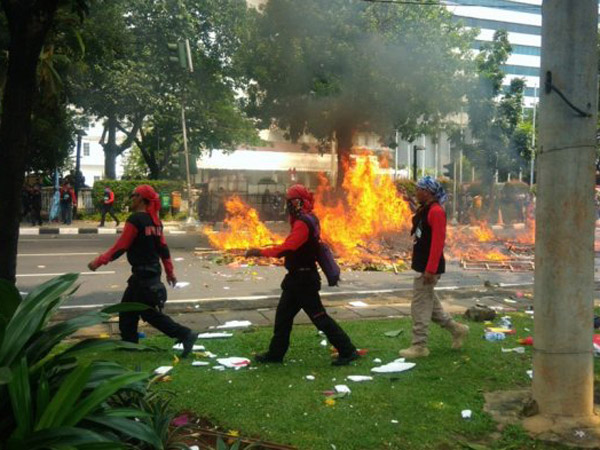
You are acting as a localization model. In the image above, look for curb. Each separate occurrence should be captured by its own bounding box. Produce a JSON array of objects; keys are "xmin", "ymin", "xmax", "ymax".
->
[{"xmin": 19, "ymin": 227, "xmax": 188, "ymax": 236}]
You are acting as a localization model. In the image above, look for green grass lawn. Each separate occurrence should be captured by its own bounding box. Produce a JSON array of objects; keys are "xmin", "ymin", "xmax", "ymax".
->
[{"xmin": 83, "ymin": 314, "xmax": 577, "ymax": 450}]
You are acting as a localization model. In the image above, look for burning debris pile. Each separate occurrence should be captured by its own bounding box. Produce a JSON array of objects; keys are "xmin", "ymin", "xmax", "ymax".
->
[{"xmin": 200, "ymin": 153, "xmax": 537, "ymax": 273}]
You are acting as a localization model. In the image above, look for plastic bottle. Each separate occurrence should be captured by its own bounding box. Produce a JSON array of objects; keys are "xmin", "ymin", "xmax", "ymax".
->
[
  {"xmin": 499, "ymin": 317, "xmax": 512, "ymax": 329},
  {"xmin": 484, "ymin": 331, "xmax": 506, "ymax": 341}
]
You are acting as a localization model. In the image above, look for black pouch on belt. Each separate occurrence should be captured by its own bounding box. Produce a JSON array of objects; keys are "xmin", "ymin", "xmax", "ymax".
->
[{"xmin": 145, "ymin": 282, "xmax": 167, "ymax": 311}]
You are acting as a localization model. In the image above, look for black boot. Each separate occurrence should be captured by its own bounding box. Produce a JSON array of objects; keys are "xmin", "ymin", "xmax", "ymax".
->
[
  {"xmin": 254, "ymin": 352, "xmax": 283, "ymax": 364},
  {"xmin": 331, "ymin": 350, "xmax": 360, "ymax": 366},
  {"xmin": 180, "ymin": 331, "xmax": 197, "ymax": 358}
]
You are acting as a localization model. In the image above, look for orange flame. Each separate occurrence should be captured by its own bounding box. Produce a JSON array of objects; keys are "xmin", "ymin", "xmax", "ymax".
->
[
  {"xmin": 314, "ymin": 153, "xmax": 412, "ymax": 263},
  {"xmin": 203, "ymin": 196, "xmax": 282, "ymax": 250}
]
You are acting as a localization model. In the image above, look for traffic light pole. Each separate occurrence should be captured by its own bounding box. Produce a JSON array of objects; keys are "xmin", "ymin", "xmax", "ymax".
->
[{"xmin": 181, "ymin": 95, "xmax": 194, "ymax": 223}]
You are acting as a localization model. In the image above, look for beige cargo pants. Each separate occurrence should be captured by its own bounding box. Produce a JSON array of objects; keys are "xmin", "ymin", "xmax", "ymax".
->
[{"xmin": 411, "ymin": 274, "xmax": 453, "ymax": 347}]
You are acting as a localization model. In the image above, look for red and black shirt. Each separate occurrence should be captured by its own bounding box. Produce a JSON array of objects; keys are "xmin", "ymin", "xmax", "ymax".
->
[
  {"xmin": 411, "ymin": 202, "xmax": 446, "ymax": 274},
  {"xmin": 93, "ymin": 212, "xmax": 174, "ymax": 278}
]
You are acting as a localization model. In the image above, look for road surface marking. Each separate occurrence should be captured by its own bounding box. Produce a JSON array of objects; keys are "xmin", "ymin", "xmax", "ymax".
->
[
  {"xmin": 17, "ymin": 271, "xmax": 115, "ymax": 278},
  {"xmin": 18, "ymin": 252, "xmax": 97, "ymax": 257}
]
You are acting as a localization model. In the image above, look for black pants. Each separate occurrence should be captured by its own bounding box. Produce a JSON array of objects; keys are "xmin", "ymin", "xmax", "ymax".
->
[
  {"xmin": 100, "ymin": 204, "xmax": 119, "ymax": 226},
  {"xmin": 267, "ymin": 270, "xmax": 356, "ymax": 359},
  {"xmin": 119, "ymin": 276, "xmax": 190, "ymax": 343},
  {"xmin": 30, "ymin": 206, "xmax": 42, "ymax": 226}
]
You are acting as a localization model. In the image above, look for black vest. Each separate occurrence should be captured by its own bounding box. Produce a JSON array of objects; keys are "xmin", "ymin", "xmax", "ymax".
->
[
  {"xmin": 283, "ymin": 214, "xmax": 319, "ymax": 272},
  {"xmin": 411, "ymin": 202, "xmax": 445, "ymax": 274},
  {"xmin": 126, "ymin": 212, "xmax": 164, "ymax": 278}
]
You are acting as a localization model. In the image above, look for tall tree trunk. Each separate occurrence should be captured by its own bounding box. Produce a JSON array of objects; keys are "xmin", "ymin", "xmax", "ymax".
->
[
  {"xmin": 103, "ymin": 114, "xmax": 118, "ymax": 179},
  {"xmin": 0, "ymin": 1, "xmax": 59, "ymax": 283},
  {"xmin": 335, "ymin": 126, "xmax": 354, "ymax": 188}
]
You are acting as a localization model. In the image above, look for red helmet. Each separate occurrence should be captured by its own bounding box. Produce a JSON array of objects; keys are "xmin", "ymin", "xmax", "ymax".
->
[{"xmin": 286, "ymin": 184, "xmax": 314, "ymax": 214}]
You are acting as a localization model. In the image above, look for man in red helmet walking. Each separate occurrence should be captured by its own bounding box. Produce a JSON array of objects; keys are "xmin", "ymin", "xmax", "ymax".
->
[
  {"xmin": 246, "ymin": 184, "xmax": 359, "ymax": 366},
  {"xmin": 88, "ymin": 185, "xmax": 196, "ymax": 357}
]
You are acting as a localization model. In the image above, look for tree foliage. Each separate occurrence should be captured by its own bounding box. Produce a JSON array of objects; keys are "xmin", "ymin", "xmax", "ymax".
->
[{"xmin": 243, "ymin": 0, "xmax": 477, "ymax": 186}]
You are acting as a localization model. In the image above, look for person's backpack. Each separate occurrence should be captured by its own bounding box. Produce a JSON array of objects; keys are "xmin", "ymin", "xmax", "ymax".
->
[
  {"xmin": 299, "ymin": 214, "xmax": 341, "ymax": 287},
  {"xmin": 62, "ymin": 190, "xmax": 71, "ymax": 202}
]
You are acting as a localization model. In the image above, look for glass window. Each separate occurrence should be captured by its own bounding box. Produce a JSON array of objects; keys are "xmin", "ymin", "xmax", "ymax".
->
[
  {"xmin": 454, "ymin": 16, "xmax": 541, "ymax": 35},
  {"xmin": 83, "ymin": 142, "xmax": 90, "ymax": 156}
]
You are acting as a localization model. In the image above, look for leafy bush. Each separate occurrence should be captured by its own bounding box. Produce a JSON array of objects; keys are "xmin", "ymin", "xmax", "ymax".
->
[
  {"xmin": 501, "ymin": 180, "xmax": 530, "ymax": 200},
  {"xmin": 395, "ymin": 179, "xmax": 416, "ymax": 197},
  {"xmin": 0, "ymin": 274, "xmax": 175, "ymax": 450},
  {"xmin": 92, "ymin": 180, "xmax": 184, "ymax": 214}
]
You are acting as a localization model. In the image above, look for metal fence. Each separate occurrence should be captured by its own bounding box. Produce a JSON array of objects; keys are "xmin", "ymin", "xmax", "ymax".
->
[{"xmin": 41, "ymin": 187, "xmax": 95, "ymax": 216}]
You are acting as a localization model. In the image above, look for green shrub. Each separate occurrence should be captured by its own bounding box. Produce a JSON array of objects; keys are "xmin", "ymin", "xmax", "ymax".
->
[
  {"xmin": 502, "ymin": 180, "xmax": 530, "ymax": 200},
  {"xmin": 92, "ymin": 180, "xmax": 184, "ymax": 214},
  {"xmin": 0, "ymin": 274, "xmax": 170, "ymax": 450},
  {"xmin": 395, "ymin": 179, "xmax": 416, "ymax": 197}
]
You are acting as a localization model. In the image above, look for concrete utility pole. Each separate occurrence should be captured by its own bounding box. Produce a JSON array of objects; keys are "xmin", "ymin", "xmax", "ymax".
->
[{"xmin": 524, "ymin": 0, "xmax": 599, "ymax": 435}]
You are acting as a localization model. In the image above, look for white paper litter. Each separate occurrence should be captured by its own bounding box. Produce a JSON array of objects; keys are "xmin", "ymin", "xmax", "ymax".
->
[
  {"xmin": 213, "ymin": 366, "xmax": 226, "ymax": 371},
  {"xmin": 191, "ymin": 361, "xmax": 210, "ymax": 366},
  {"xmin": 204, "ymin": 351, "xmax": 218, "ymax": 358},
  {"xmin": 461, "ymin": 409, "xmax": 472, "ymax": 419},
  {"xmin": 391, "ymin": 420, "xmax": 399, "ymax": 424},
  {"xmin": 215, "ymin": 320, "xmax": 252, "ymax": 329},
  {"xmin": 334, "ymin": 384, "xmax": 351, "ymax": 394},
  {"xmin": 172, "ymin": 343, "xmax": 205, "ymax": 351},
  {"xmin": 347, "ymin": 375, "xmax": 373, "ymax": 382},
  {"xmin": 349, "ymin": 301, "xmax": 369, "ymax": 307},
  {"xmin": 216, "ymin": 357, "xmax": 251, "ymax": 370},
  {"xmin": 305, "ymin": 375, "xmax": 315, "ymax": 381},
  {"xmin": 527, "ymin": 370, "xmax": 533, "ymax": 379},
  {"xmin": 154, "ymin": 366, "xmax": 173, "ymax": 376},
  {"xmin": 373, "ymin": 358, "xmax": 382, "ymax": 364},
  {"xmin": 197, "ymin": 332, "xmax": 233, "ymax": 339},
  {"xmin": 371, "ymin": 359, "xmax": 415, "ymax": 374},
  {"xmin": 174, "ymin": 257, "xmax": 185, "ymax": 262},
  {"xmin": 320, "ymin": 339, "xmax": 327, "ymax": 347},
  {"xmin": 525, "ymin": 310, "xmax": 534, "ymax": 315},
  {"xmin": 503, "ymin": 298, "xmax": 517, "ymax": 304},
  {"xmin": 501, "ymin": 347, "xmax": 525, "ymax": 354},
  {"xmin": 174, "ymin": 282, "xmax": 190, "ymax": 289}
]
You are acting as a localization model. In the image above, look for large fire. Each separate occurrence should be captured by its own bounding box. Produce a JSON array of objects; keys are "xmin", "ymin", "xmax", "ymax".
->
[
  {"xmin": 203, "ymin": 196, "xmax": 282, "ymax": 250},
  {"xmin": 313, "ymin": 154, "xmax": 412, "ymax": 264},
  {"xmin": 202, "ymin": 152, "xmax": 538, "ymax": 270}
]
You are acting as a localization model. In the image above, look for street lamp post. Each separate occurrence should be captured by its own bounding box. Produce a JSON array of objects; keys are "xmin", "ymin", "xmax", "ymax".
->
[
  {"xmin": 412, "ymin": 144, "xmax": 425, "ymax": 182},
  {"xmin": 74, "ymin": 129, "xmax": 86, "ymax": 215}
]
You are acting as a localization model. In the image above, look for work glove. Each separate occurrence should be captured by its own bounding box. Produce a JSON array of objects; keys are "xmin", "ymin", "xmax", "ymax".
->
[{"xmin": 245, "ymin": 248, "xmax": 262, "ymax": 258}]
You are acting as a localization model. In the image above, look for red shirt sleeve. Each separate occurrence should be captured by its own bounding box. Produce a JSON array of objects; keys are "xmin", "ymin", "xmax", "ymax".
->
[
  {"xmin": 261, "ymin": 220, "xmax": 310, "ymax": 258},
  {"xmin": 70, "ymin": 188, "xmax": 77, "ymax": 206},
  {"xmin": 93, "ymin": 222, "xmax": 138, "ymax": 266},
  {"xmin": 158, "ymin": 232, "xmax": 175, "ymax": 279},
  {"xmin": 425, "ymin": 204, "xmax": 446, "ymax": 274},
  {"xmin": 106, "ymin": 191, "xmax": 115, "ymax": 204}
]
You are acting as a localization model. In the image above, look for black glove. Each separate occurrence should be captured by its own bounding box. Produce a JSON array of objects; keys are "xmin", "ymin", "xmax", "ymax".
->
[{"xmin": 245, "ymin": 248, "xmax": 262, "ymax": 257}]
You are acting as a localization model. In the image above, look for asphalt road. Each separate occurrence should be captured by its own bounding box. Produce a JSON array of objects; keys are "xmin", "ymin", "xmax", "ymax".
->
[{"xmin": 15, "ymin": 232, "xmax": 537, "ymax": 309}]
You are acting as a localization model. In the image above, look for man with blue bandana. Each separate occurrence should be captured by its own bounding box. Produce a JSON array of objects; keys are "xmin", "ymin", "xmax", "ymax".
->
[{"xmin": 399, "ymin": 176, "xmax": 469, "ymax": 358}]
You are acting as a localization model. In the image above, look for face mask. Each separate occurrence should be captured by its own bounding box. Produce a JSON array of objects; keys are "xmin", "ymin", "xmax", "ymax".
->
[{"xmin": 286, "ymin": 198, "xmax": 303, "ymax": 217}]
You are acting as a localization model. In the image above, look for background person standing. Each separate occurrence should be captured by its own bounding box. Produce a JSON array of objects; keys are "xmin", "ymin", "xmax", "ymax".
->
[
  {"xmin": 99, "ymin": 186, "xmax": 120, "ymax": 227},
  {"xmin": 59, "ymin": 181, "xmax": 76, "ymax": 225},
  {"xmin": 29, "ymin": 183, "xmax": 42, "ymax": 226},
  {"xmin": 399, "ymin": 176, "xmax": 469, "ymax": 358}
]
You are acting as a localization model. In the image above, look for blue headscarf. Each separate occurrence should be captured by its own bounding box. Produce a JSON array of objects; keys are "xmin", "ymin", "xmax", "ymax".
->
[{"xmin": 416, "ymin": 176, "xmax": 448, "ymax": 205}]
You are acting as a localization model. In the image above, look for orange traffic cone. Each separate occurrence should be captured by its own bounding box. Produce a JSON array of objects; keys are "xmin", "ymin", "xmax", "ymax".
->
[{"xmin": 496, "ymin": 208, "xmax": 504, "ymax": 226}]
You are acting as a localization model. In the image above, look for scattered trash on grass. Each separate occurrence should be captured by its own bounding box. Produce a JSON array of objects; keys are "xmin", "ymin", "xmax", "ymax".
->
[
  {"xmin": 371, "ymin": 359, "xmax": 415, "ymax": 374},
  {"xmin": 320, "ymin": 339, "xmax": 327, "ymax": 347},
  {"xmin": 503, "ymin": 298, "xmax": 517, "ymax": 304},
  {"xmin": 526, "ymin": 370, "xmax": 533, "ymax": 379},
  {"xmin": 485, "ymin": 327, "xmax": 515, "ymax": 335},
  {"xmin": 518, "ymin": 336, "xmax": 533, "ymax": 346},
  {"xmin": 325, "ymin": 398, "xmax": 336, "ymax": 406},
  {"xmin": 384, "ymin": 330, "xmax": 403, "ymax": 338},
  {"xmin": 335, "ymin": 385, "xmax": 351, "ymax": 395},
  {"xmin": 197, "ymin": 332, "xmax": 233, "ymax": 339},
  {"xmin": 501, "ymin": 347, "xmax": 526, "ymax": 354},
  {"xmin": 213, "ymin": 366, "xmax": 226, "ymax": 371},
  {"xmin": 461, "ymin": 410, "xmax": 472, "ymax": 419},
  {"xmin": 216, "ymin": 357, "xmax": 251, "ymax": 370},
  {"xmin": 349, "ymin": 301, "xmax": 369, "ymax": 307},
  {"xmin": 153, "ymin": 366, "xmax": 173, "ymax": 376},
  {"xmin": 214, "ymin": 320, "xmax": 252, "ymax": 329},
  {"xmin": 191, "ymin": 361, "xmax": 210, "ymax": 367},
  {"xmin": 172, "ymin": 343, "xmax": 205, "ymax": 351},
  {"xmin": 174, "ymin": 282, "xmax": 190, "ymax": 289},
  {"xmin": 305, "ymin": 375, "xmax": 315, "ymax": 381},
  {"xmin": 484, "ymin": 332, "xmax": 505, "ymax": 341},
  {"xmin": 373, "ymin": 358, "xmax": 382, "ymax": 364},
  {"xmin": 575, "ymin": 430, "xmax": 586, "ymax": 439},
  {"xmin": 347, "ymin": 375, "xmax": 373, "ymax": 382}
]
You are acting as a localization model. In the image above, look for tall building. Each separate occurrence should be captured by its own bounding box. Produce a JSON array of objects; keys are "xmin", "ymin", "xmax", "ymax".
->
[{"xmin": 446, "ymin": 0, "xmax": 599, "ymax": 108}]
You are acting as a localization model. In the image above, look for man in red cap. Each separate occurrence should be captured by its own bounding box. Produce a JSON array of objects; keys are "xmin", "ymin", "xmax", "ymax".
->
[
  {"xmin": 246, "ymin": 184, "xmax": 359, "ymax": 366},
  {"xmin": 88, "ymin": 185, "xmax": 196, "ymax": 357}
]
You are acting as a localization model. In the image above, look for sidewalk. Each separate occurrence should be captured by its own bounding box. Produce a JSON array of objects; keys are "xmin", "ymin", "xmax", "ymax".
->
[{"xmin": 72, "ymin": 283, "xmax": 537, "ymax": 338}]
